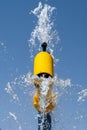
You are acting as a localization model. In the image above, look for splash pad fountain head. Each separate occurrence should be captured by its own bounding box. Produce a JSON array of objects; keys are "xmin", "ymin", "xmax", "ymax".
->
[
  {"xmin": 33, "ymin": 42, "xmax": 54, "ymax": 78},
  {"xmin": 33, "ymin": 42, "xmax": 56, "ymax": 113}
]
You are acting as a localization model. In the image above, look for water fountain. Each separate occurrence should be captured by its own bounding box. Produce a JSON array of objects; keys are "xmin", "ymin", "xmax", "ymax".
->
[
  {"xmin": 2, "ymin": 1, "xmax": 87, "ymax": 130},
  {"xmin": 33, "ymin": 42, "xmax": 56, "ymax": 130}
]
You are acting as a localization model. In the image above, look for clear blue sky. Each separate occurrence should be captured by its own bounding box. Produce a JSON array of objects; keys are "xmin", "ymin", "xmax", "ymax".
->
[{"xmin": 0, "ymin": 0, "xmax": 87, "ymax": 130}]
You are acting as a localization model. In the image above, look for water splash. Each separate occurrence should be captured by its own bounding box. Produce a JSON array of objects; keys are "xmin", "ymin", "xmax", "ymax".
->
[
  {"xmin": 5, "ymin": 72, "xmax": 71, "ymax": 111},
  {"xmin": 29, "ymin": 2, "xmax": 59, "ymax": 57},
  {"xmin": 5, "ymin": 82, "xmax": 19, "ymax": 101},
  {"xmin": 0, "ymin": 41, "xmax": 7, "ymax": 61},
  {"xmin": 3, "ymin": 1, "xmax": 86, "ymax": 130},
  {"xmin": 78, "ymin": 89, "xmax": 87, "ymax": 102},
  {"xmin": 4, "ymin": 68, "xmax": 86, "ymax": 129},
  {"xmin": 0, "ymin": 41, "xmax": 7, "ymax": 52},
  {"xmin": 9, "ymin": 112, "xmax": 18, "ymax": 121},
  {"xmin": 9, "ymin": 112, "xmax": 22, "ymax": 130}
]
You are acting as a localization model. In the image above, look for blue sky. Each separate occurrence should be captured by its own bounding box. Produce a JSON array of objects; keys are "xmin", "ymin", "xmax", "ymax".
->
[{"xmin": 0, "ymin": 0, "xmax": 87, "ymax": 130}]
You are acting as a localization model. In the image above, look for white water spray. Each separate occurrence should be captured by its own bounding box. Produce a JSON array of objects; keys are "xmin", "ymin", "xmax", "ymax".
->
[
  {"xmin": 9, "ymin": 112, "xmax": 22, "ymax": 130},
  {"xmin": 78, "ymin": 89, "xmax": 87, "ymax": 102},
  {"xmin": 29, "ymin": 2, "xmax": 59, "ymax": 57},
  {"xmin": 3, "ymin": 2, "xmax": 86, "ymax": 130}
]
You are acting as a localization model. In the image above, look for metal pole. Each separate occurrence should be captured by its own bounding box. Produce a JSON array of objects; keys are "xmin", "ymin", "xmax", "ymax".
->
[{"xmin": 38, "ymin": 112, "xmax": 51, "ymax": 130}]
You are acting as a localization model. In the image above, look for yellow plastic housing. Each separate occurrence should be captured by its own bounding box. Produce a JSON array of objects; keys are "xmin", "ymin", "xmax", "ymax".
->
[
  {"xmin": 34, "ymin": 52, "xmax": 54, "ymax": 77},
  {"xmin": 33, "ymin": 92, "xmax": 55, "ymax": 112}
]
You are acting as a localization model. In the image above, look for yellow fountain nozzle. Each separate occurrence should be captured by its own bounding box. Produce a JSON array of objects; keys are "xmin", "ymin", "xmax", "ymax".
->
[
  {"xmin": 33, "ymin": 92, "xmax": 56, "ymax": 113},
  {"xmin": 33, "ymin": 51, "xmax": 54, "ymax": 77}
]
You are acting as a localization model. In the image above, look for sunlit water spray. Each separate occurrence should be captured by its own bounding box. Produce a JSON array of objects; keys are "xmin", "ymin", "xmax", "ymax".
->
[
  {"xmin": 3, "ymin": 1, "xmax": 87, "ymax": 130},
  {"xmin": 29, "ymin": 2, "xmax": 59, "ymax": 58},
  {"xmin": 5, "ymin": 72, "xmax": 72, "ymax": 129}
]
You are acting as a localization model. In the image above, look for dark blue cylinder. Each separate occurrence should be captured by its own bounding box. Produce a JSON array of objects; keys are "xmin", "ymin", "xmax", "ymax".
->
[{"xmin": 38, "ymin": 112, "xmax": 51, "ymax": 130}]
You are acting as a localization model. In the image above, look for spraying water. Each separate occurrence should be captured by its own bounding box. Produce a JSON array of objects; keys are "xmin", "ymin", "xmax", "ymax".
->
[
  {"xmin": 29, "ymin": 2, "xmax": 59, "ymax": 57},
  {"xmin": 2, "ymin": 1, "xmax": 87, "ymax": 130}
]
